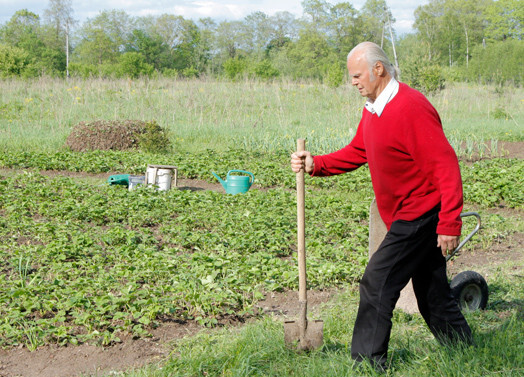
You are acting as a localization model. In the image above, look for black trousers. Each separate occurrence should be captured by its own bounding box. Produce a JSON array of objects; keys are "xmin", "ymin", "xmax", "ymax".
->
[{"xmin": 351, "ymin": 207, "xmax": 472, "ymax": 368}]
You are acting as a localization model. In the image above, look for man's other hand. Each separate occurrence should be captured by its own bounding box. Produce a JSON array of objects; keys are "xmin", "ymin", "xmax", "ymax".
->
[{"xmin": 437, "ymin": 234, "xmax": 460, "ymax": 257}]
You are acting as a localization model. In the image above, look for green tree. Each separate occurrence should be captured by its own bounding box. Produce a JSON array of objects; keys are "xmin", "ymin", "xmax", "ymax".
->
[
  {"xmin": 277, "ymin": 28, "xmax": 337, "ymax": 79},
  {"xmin": 265, "ymin": 12, "xmax": 298, "ymax": 59},
  {"xmin": 468, "ymin": 39, "xmax": 524, "ymax": 85},
  {"xmin": 126, "ymin": 29, "xmax": 169, "ymax": 70},
  {"xmin": 302, "ymin": 0, "xmax": 330, "ymax": 27},
  {"xmin": 75, "ymin": 10, "xmax": 134, "ymax": 65},
  {"xmin": 447, "ymin": 0, "xmax": 490, "ymax": 67},
  {"xmin": 361, "ymin": 0, "xmax": 394, "ymax": 47},
  {"xmin": 414, "ymin": 0, "xmax": 489, "ymax": 67},
  {"xmin": 43, "ymin": 0, "xmax": 76, "ymax": 76},
  {"xmin": 484, "ymin": 0, "xmax": 524, "ymax": 41},
  {"xmin": 215, "ymin": 20, "xmax": 246, "ymax": 62},
  {"xmin": 302, "ymin": 0, "xmax": 363, "ymax": 60},
  {"xmin": 1, "ymin": 9, "xmax": 41, "ymax": 47},
  {"xmin": 413, "ymin": 0, "xmax": 446, "ymax": 62},
  {"xmin": 151, "ymin": 14, "xmax": 187, "ymax": 49},
  {"xmin": 194, "ymin": 18, "xmax": 216, "ymax": 73},
  {"xmin": 148, "ymin": 14, "xmax": 203, "ymax": 72},
  {"xmin": 242, "ymin": 11, "xmax": 272, "ymax": 57},
  {"xmin": 327, "ymin": 2, "xmax": 361, "ymax": 57},
  {"xmin": 0, "ymin": 9, "xmax": 64, "ymax": 75},
  {"xmin": 44, "ymin": 0, "xmax": 75, "ymax": 43}
]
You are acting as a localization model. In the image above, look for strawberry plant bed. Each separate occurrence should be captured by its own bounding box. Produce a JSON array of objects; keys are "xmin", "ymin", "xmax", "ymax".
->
[{"xmin": 0, "ymin": 147, "xmax": 522, "ymax": 377}]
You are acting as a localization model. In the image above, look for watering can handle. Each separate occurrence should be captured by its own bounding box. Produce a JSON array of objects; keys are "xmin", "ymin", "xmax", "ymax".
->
[{"xmin": 227, "ymin": 169, "xmax": 255, "ymax": 184}]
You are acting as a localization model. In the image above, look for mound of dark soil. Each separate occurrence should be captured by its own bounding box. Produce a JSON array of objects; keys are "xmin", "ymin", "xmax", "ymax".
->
[{"xmin": 65, "ymin": 120, "xmax": 149, "ymax": 152}]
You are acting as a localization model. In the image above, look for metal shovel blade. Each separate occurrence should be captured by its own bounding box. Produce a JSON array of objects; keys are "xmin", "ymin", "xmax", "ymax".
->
[
  {"xmin": 284, "ymin": 300, "xmax": 323, "ymax": 350},
  {"xmin": 284, "ymin": 319, "xmax": 324, "ymax": 351}
]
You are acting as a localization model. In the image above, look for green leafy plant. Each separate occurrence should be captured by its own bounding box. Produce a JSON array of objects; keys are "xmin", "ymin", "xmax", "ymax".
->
[
  {"xmin": 223, "ymin": 57, "xmax": 248, "ymax": 80},
  {"xmin": 136, "ymin": 120, "xmax": 171, "ymax": 153},
  {"xmin": 324, "ymin": 62, "xmax": 345, "ymax": 89},
  {"xmin": 491, "ymin": 106, "xmax": 510, "ymax": 120},
  {"xmin": 252, "ymin": 59, "xmax": 280, "ymax": 79}
]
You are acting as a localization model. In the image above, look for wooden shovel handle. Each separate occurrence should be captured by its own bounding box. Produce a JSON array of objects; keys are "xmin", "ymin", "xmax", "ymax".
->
[{"xmin": 296, "ymin": 139, "xmax": 307, "ymax": 302}]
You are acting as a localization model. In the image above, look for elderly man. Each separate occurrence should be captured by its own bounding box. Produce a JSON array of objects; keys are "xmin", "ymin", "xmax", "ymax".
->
[{"xmin": 290, "ymin": 42, "xmax": 472, "ymax": 370}]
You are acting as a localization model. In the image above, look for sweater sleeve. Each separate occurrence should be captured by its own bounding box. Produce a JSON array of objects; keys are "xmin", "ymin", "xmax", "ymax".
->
[
  {"xmin": 311, "ymin": 118, "xmax": 368, "ymax": 177},
  {"xmin": 402, "ymin": 96, "xmax": 463, "ymax": 236}
]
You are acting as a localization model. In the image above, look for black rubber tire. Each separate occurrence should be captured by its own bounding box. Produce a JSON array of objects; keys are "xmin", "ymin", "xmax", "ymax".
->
[{"xmin": 450, "ymin": 270, "xmax": 489, "ymax": 312}]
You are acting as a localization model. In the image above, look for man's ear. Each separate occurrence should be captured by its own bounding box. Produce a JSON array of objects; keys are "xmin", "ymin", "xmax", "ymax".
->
[{"xmin": 373, "ymin": 62, "xmax": 386, "ymax": 77}]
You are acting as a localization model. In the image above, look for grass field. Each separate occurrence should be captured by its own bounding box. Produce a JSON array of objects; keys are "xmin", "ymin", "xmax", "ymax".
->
[
  {"xmin": 0, "ymin": 77, "xmax": 522, "ymax": 154},
  {"xmin": 0, "ymin": 77, "xmax": 522, "ymax": 376}
]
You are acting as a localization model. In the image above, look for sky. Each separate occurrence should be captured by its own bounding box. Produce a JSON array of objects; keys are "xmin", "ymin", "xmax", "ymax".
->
[{"xmin": 0, "ymin": 0, "xmax": 428, "ymax": 35}]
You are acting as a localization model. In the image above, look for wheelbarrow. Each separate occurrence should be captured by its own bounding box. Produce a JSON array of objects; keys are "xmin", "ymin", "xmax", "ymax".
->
[{"xmin": 448, "ymin": 212, "xmax": 489, "ymax": 312}]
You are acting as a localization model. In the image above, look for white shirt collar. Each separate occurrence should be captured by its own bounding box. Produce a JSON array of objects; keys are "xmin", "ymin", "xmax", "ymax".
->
[{"xmin": 364, "ymin": 78, "xmax": 399, "ymax": 117}]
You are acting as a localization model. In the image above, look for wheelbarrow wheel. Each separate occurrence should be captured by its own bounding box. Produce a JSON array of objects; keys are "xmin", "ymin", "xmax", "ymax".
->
[{"xmin": 450, "ymin": 270, "xmax": 488, "ymax": 312}]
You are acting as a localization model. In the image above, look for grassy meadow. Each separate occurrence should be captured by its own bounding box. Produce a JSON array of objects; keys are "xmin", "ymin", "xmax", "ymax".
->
[
  {"xmin": 0, "ymin": 77, "xmax": 522, "ymax": 154},
  {"xmin": 0, "ymin": 77, "xmax": 522, "ymax": 376}
]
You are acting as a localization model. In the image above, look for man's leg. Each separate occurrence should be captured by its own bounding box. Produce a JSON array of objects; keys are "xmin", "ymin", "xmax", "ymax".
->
[
  {"xmin": 412, "ymin": 243, "xmax": 472, "ymax": 345},
  {"xmin": 351, "ymin": 218, "xmax": 433, "ymax": 368}
]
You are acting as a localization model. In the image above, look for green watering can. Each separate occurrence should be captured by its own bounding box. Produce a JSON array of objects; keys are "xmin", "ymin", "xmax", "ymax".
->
[
  {"xmin": 108, "ymin": 174, "xmax": 130, "ymax": 186},
  {"xmin": 212, "ymin": 170, "xmax": 255, "ymax": 195}
]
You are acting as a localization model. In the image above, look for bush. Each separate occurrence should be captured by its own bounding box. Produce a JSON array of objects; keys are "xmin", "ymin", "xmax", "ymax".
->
[
  {"xmin": 181, "ymin": 66, "xmax": 199, "ymax": 78},
  {"xmin": 491, "ymin": 106, "xmax": 510, "ymax": 120},
  {"xmin": 117, "ymin": 52, "xmax": 154, "ymax": 78},
  {"xmin": 324, "ymin": 62, "xmax": 345, "ymax": 88},
  {"xmin": 0, "ymin": 43, "xmax": 31, "ymax": 77},
  {"xmin": 468, "ymin": 40, "xmax": 523, "ymax": 86},
  {"xmin": 223, "ymin": 57, "xmax": 248, "ymax": 80},
  {"xmin": 69, "ymin": 62, "xmax": 99, "ymax": 78},
  {"xmin": 136, "ymin": 121, "xmax": 171, "ymax": 153},
  {"xmin": 161, "ymin": 68, "xmax": 179, "ymax": 78},
  {"xmin": 252, "ymin": 59, "xmax": 279, "ymax": 79},
  {"xmin": 400, "ymin": 59, "xmax": 445, "ymax": 94}
]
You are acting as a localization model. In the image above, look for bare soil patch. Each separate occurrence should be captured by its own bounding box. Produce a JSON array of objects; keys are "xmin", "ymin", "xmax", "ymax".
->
[
  {"xmin": 498, "ymin": 141, "xmax": 524, "ymax": 160},
  {"xmin": 458, "ymin": 140, "xmax": 524, "ymax": 161}
]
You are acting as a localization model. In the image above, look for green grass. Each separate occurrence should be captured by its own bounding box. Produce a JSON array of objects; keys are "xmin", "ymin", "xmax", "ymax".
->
[
  {"xmin": 0, "ymin": 77, "xmax": 522, "ymax": 155},
  {"xmin": 122, "ymin": 268, "xmax": 523, "ymax": 377}
]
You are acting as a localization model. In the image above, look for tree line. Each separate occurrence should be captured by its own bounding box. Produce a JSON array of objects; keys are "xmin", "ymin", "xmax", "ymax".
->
[{"xmin": 0, "ymin": 0, "xmax": 522, "ymax": 89}]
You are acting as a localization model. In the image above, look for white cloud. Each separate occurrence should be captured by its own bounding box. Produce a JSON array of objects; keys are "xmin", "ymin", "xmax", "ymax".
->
[
  {"xmin": 177, "ymin": 1, "xmax": 251, "ymax": 19},
  {"xmin": 0, "ymin": 0, "xmax": 423, "ymax": 34}
]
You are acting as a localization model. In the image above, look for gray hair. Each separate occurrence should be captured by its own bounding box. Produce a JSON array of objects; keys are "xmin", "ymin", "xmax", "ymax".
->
[{"xmin": 347, "ymin": 42, "xmax": 399, "ymax": 80}]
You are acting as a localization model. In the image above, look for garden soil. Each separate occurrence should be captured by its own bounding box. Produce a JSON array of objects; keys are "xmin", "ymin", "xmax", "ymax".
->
[{"xmin": 0, "ymin": 141, "xmax": 522, "ymax": 377}]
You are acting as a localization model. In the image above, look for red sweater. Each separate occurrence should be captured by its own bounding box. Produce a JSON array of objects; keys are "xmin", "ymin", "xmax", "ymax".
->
[{"xmin": 312, "ymin": 83, "xmax": 463, "ymax": 236}]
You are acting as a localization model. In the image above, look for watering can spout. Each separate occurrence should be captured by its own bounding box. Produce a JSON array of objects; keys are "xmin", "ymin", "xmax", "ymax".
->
[{"xmin": 212, "ymin": 172, "xmax": 227, "ymax": 189}]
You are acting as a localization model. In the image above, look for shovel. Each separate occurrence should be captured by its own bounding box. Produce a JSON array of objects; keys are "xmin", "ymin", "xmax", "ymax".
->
[{"xmin": 284, "ymin": 138, "xmax": 324, "ymax": 351}]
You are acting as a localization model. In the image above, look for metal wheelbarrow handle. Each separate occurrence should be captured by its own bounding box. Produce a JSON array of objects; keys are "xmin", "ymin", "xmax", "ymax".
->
[{"xmin": 446, "ymin": 211, "xmax": 481, "ymax": 262}]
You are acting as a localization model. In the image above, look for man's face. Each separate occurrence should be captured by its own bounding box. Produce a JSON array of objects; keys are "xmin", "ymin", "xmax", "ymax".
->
[{"xmin": 347, "ymin": 52, "xmax": 381, "ymax": 101}]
